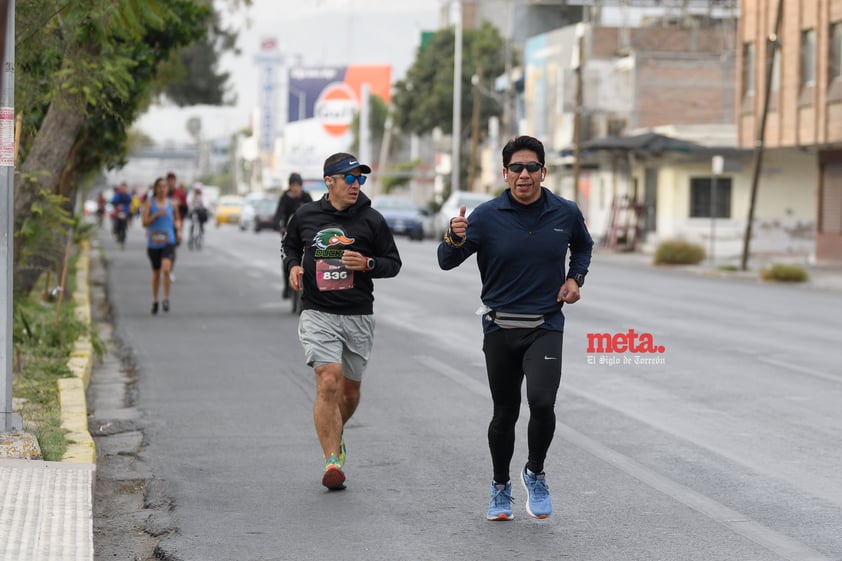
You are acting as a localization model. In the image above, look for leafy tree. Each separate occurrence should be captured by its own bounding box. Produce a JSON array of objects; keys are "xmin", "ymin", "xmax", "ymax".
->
[
  {"xmin": 12, "ymin": 0, "xmax": 247, "ymax": 294},
  {"xmin": 155, "ymin": 0, "xmax": 244, "ymax": 106},
  {"xmin": 392, "ymin": 21, "xmax": 508, "ymax": 144}
]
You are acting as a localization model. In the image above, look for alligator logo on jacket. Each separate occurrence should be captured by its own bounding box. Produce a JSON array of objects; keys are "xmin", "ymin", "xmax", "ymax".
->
[{"xmin": 313, "ymin": 228, "xmax": 355, "ymax": 250}]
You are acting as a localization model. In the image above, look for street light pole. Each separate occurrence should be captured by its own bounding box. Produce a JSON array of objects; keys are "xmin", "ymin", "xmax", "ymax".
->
[
  {"xmin": 451, "ymin": 0, "xmax": 462, "ymax": 193},
  {"xmin": 1, "ymin": 0, "xmax": 22, "ymax": 433},
  {"xmin": 468, "ymin": 68, "xmax": 482, "ymax": 191},
  {"xmin": 710, "ymin": 155, "xmax": 724, "ymax": 265}
]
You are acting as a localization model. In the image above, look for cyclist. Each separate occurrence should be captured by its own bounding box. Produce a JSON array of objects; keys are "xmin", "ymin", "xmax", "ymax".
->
[
  {"xmin": 275, "ymin": 173, "xmax": 312, "ymax": 298},
  {"xmin": 110, "ymin": 182, "xmax": 133, "ymax": 245},
  {"xmin": 188, "ymin": 184, "xmax": 208, "ymax": 249}
]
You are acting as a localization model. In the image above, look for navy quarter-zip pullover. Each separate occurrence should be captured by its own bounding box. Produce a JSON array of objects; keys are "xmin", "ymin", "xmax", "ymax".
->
[{"xmin": 437, "ymin": 187, "xmax": 593, "ymax": 333}]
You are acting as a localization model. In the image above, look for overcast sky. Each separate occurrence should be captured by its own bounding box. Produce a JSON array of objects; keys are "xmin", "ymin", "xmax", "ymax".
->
[{"xmin": 135, "ymin": 0, "xmax": 443, "ymax": 144}]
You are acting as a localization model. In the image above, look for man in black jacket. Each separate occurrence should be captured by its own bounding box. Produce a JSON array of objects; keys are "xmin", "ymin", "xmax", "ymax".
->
[
  {"xmin": 274, "ymin": 172, "xmax": 313, "ymax": 232},
  {"xmin": 282, "ymin": 152, "xmax": 402, "ymax": 491},
  {"xmin": 275, "ymin": 173, "xmax": 313, "ymax": 298}
]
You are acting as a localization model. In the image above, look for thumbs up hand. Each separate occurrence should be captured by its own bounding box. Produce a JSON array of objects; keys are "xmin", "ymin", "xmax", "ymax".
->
[{"xmin": 449, "ymin": 204, "xmax": 468, "ymax": 238}]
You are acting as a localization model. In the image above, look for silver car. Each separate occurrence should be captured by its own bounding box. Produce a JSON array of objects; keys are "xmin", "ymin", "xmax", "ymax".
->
[{"xmin": 433, "ymin": 191, "xmax": 493, "ymax": 239}]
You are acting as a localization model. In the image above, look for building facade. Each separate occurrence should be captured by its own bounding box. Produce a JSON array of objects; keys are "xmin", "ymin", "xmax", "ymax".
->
[{"xmin": 739, "ymin": 0, "xmax": 842, "ymax": 263}]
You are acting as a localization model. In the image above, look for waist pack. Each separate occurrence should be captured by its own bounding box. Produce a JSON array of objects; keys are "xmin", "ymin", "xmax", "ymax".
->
[{"xmin": 488, "ymin": 310, "xmax": 547, "ymax": 329}]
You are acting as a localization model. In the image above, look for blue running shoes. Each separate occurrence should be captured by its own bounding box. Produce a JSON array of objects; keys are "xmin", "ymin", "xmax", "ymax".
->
[
  {"xmin": 521, "ymin": 465, "xmax": 552, "ymax": 519},
  {"xmin": 486, "ymin": 481, "xmax": 514, "ymax": 521}
]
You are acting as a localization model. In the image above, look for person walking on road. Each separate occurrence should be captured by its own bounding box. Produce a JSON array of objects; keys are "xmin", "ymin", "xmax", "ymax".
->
[
  {"xmin": 437, "ymin": 135, "xmax": 594, "ymax": 521},
  {"xmin": 275, "ymin": 172, "xmax": 313, "ymax": 299},
  {"xmin": 142, "ymin": 177, "xmax": 180, "ymax": 315},
  {"xmin": 281, "ymin": 152, "xmax": 402, "ymax": 491},
  {"xmin": 166, "ymin": 172, "xmax": 187, "ymax": 282}
]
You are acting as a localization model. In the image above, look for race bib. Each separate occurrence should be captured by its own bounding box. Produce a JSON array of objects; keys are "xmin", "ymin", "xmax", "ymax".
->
[
  {"xmin": 150, "ymin": 230, "xmax": 169, "ymax": 245},
  {"xmin": 315, "ymin": 258, "xmax": 354, "ymax": 291}
]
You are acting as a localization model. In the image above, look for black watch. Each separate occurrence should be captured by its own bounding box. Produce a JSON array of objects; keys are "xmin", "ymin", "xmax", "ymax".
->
[
  {"xmin": 568, "ymin": 273, "xmax": 585, "ymax": 287},
  {"xmin": 365, "ymin": 257, "xmax": 376, "ymax": 271}
]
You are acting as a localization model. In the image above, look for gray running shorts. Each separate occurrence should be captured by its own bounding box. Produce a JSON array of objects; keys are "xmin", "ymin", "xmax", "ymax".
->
[{"xmin": 298, "ymin": 310, "xmax": 376, "ymax": 382}]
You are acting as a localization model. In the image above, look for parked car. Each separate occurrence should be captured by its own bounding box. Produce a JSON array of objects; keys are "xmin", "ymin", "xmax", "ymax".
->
[
  {"xmin": 373, "ymin": 196, "xmax": 429, "ymax": 241},
  {"xmin": 433, "ymin": 191, "xmax": 494, "ymax": 238},
  {"xmin": 214, "ymin": 195, "xmax": 245, "ymax": 227},
  {"xmin": 240, "ymin": 197, "xmax": 279, "ymax": 232}
]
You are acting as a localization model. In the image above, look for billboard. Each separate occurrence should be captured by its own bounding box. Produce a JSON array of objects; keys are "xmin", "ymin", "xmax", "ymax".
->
[
  {"xmin": 255, "ymin": 38, "xmax": 284, "ymax": 156},
  {"xmin": 284, "ymin": 65, "xmax": 391, "ymax": 177}
]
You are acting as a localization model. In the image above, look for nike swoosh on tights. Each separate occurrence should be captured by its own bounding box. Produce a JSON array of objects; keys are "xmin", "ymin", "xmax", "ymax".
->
[{"xmin": 544, "ymin": 356, "xmax": 558, "ymax": 360}]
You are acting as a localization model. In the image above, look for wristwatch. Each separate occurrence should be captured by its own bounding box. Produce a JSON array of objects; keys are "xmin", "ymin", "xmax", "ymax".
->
[
  {"xmin": 568, "ymin": 273, "xmax": 585, "ymax": 287},
  {"xmin": 365, "ymin": 257, "xmax": 376, "ymax": 272}
]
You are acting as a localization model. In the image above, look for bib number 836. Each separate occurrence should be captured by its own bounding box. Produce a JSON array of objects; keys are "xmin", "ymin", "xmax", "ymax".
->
[{"xmin": 321, "ymin": 271, "xmax": 349, "ymax": 280}]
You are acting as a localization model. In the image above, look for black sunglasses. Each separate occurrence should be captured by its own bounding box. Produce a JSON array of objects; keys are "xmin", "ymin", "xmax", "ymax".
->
[{"xmin": 506, "ymin": 162, "xmax": 543, "ymax": 173}]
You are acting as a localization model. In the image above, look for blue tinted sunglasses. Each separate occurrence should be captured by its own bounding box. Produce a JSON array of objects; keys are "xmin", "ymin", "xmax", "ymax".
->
[
  {"xmin": 506, "ymin": 162, "xmax": 543, "ymax": 173},
  {"xmin": 336, "ymin": 174, "xmax": 367, "ymax": 186}
]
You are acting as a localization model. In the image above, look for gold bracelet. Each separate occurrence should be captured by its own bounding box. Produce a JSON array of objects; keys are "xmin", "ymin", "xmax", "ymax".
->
[{"xmin": 443, "ymin": 229, "xmax": 466, "ymax": 248}]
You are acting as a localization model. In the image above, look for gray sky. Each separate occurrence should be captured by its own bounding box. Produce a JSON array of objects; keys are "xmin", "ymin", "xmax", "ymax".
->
[{"xmin": 136, "ymin": 0, "xmax": 443, "ymax": 144}]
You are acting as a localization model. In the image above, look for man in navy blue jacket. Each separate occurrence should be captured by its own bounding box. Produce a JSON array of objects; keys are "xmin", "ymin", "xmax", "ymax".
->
[{"xmin": 437, "ymin": 135, "xmax": 593, "ymax": 521}]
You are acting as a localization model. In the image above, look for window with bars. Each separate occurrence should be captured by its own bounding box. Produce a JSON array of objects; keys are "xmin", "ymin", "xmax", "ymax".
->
[
  {"xmin": 742, "ymin": 42, "xmax": 755, "ymax": 97},
  {"xmin": 690, "ymin": 177, "xmax": 732, "ymax": 218},
  {"xmin": 801, "ymin": 28, "xmax": 816, "ymax": 88},
  {"xmin": 830, "ymin": 21, "xmax": 842, "ymax": 83}
]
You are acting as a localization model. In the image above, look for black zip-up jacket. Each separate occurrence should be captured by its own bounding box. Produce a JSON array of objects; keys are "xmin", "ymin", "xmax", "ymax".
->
[
  {"xmin": 273, "ymin": 190, "xmax": 313, "ymax": 229},
  {"xmin": 281, "ymin": 192, "xmax": 401, "ymax": 315}
]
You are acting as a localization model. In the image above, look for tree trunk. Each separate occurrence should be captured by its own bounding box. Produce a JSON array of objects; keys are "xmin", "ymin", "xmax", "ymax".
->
[{"xmin": 13, "ymin": 87, "xmax": 86, "ymax": 294}]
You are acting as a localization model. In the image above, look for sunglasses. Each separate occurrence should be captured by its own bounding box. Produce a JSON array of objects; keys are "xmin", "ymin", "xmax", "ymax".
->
[
  {"xmin": 506, "ymin": 162, "xmax": 543, "ymax": 173},
  {"xmin": 335, "ymin": 174, "xmax": 367, "ymax": 186}
]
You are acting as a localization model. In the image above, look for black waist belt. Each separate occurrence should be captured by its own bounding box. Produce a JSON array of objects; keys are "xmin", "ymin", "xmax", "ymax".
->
[{"xmin": 488, "ymin": 310, "xmax": 548, "ymax": 329}]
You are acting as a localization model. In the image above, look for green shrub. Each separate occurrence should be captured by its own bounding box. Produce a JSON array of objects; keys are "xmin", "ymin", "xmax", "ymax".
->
[
  {"xmin": 653, "ymin": 240, "xmax": 706, "ymax": 265},
  {"xmin": 760, "ymin": 263, "xmax": 809, "ymax": 283},
  {"xmin": 12, "ymin": 267, "xmax": 88, "ymax": 461}
]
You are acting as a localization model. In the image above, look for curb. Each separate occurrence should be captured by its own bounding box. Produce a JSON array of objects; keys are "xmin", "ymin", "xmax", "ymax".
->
[{"xmin": 60, "ymin": 240, "xmax": 96, "ymax": 465}]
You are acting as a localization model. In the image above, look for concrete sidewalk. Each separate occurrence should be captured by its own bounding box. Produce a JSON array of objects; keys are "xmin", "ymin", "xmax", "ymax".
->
[
  {"xmin": 0, "ymin": 241, "xmax": 97, "ymax": 561},
  {"xmin": 593, "ymin": 248, "xmax": 842, "ymax": 292},
  {"xmin": 0, "ymin": 460, "xmax": 95, "ymax": 560}
]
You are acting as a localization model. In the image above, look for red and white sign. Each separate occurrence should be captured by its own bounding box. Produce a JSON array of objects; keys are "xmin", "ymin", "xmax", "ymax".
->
[
  {"xmin": 315, "ymin": 83, "xmax": 358, "ymax": 137},
  {"xmin": 0, "ymin": 107, "xmax": 15, "ymax": 167}
]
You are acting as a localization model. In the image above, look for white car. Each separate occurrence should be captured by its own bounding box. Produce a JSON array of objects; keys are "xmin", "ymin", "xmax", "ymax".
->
[
  {"xmin": 239, "ymin": 197, "xmax": 278, "ymax": 232},
  {"xmin": 433, "ymin": 191, "xmax": 494, "ymax": 239}
]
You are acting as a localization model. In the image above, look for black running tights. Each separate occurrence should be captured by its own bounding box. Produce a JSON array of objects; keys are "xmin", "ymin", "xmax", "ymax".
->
[{"xmin": 482, "ymin": 328, "xmax": 563, "ymax": 484}]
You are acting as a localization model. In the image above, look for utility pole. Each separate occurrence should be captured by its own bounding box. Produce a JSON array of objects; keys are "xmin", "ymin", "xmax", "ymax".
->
[
  {"xmin": 741, "ymin": 0, "xmax": 783, "ymax": 271},
  {"xmin": 468, "ymin": 66, "xmax": 483, "ymax": 192},
  {"xmin": 572, "ymin": 25, "xmax": 585, "ymax": 205},
  {"xmin": 358, "ymin": 83, "xmax": 371, "ymax": 181},
  {"xmin": 451, "ymin": 0, "xmax": 462, "ymax": 193},
  {"xmin": 1, "ymin": 0, "xmax": 22, "ymax": 433},
  {"xmin": 502, "ymin": 1, "xmax": 514, "ymax": 139}
]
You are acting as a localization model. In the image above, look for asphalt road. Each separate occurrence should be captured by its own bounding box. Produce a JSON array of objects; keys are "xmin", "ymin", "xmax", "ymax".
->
[{"xmin": 97, "ymin": 219, "xmax": 842, "ymax": 561}]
